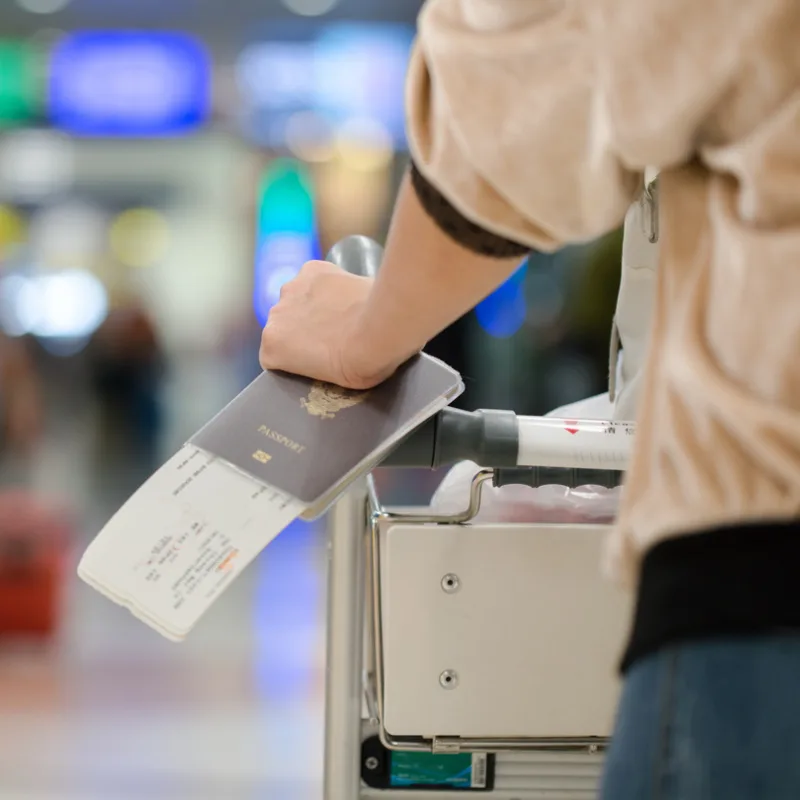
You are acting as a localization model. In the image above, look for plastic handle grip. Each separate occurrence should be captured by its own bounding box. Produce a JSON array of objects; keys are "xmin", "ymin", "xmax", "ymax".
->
[
  {"xmin": 492, "ymin": 467, "xmax": 624, "ymax": 489},
  {"xmin": 326, "ymin": 235, "xmax": 383, "ymax": 279}
]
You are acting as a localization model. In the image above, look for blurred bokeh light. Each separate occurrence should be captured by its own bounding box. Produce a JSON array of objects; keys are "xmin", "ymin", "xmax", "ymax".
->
[
  {"xmin": 16, "ymin": 0, "xmax": 72, "ymax": 14},
  {"xmin": 49, "ymin": 31, "xmax": 211, "ymax": 137},
  {"xmin": 0, "ymin": 130, "xmax": 74, "ymax": 200},
  {"xmin": 109, "ymin": 208, "xmax": 171, "ymax": 269}
]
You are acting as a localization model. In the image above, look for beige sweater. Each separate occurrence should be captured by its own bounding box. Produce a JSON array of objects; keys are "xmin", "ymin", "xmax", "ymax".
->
[{"xmin": 407, "ymin": 0, "xmax": 800, "ymax": 586}]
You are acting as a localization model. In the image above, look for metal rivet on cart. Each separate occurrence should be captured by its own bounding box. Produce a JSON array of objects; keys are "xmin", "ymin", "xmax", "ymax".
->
[
  {"xmin": 365, "ymin": 756, "xmax": 380, "ymax": 771},
  {"xmin": 439, "ymin": 670, "xmax": 459, "ymax": 689},
  {"xmin": 441, "ymin": 573, "xmax": 460, "ymax": 593}
]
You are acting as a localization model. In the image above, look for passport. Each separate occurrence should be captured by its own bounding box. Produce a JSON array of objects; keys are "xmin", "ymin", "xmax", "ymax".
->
[
  {"xmin": 190, "ymin": 353, "xmax": 463, "ymax": 518},
  {"xmin": 77, "ymin": 353, "xmax": 462, "ymax": 641}
]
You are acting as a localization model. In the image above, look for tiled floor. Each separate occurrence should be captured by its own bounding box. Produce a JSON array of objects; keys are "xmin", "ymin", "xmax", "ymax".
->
[{"xmin": 0, "ymin": 519, "xmax": 328, "ymax": 800}]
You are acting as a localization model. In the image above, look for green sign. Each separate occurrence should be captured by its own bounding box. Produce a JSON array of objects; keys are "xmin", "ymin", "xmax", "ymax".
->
[{"xmin": 0, "ymin": 42, "xmax": 40, "ymax": 125}]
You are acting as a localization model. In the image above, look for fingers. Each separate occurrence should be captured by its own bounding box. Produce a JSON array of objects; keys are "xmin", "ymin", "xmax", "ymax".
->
[
  {"xmin": 259, "ymin": 323, "xmax": 281, "ymax": 371},
  {"xmin": 275, "ymin": 260, "xmax": 335, "ymax": 302},
  {"xmin": 302, "ymin": 259, "xmax": 338, "ymax": 275},
  {"xmin": 258, "ymin": 301, "xmax": 298, "ymax": 372},
  {"xmin": 257, "ymin": 259, "xmax": 368, "ymax": 378},
  {"xmin": 291, "ymin": 260, "xmax": 337, "ymax": 285}
]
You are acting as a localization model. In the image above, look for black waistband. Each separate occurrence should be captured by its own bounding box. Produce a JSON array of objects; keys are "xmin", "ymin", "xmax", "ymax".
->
[{"xmin": 621, "ymin": 520, "xmax": 800, "ymax": 673}]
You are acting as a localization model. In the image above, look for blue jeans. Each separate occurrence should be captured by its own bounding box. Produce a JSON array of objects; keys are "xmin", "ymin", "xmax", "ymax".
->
[{"xmin": 600, "ymin": 636, "xmax": 800, "ymax": 800}]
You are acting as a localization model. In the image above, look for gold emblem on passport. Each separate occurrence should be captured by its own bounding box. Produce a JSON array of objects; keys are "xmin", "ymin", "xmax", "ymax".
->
[
  {"xmin": 301, "ymin": 381, "xmax": 368, "ymax": 419},
  {"xmin": 252, "ymin": 449, "xmax": 272, "ymax": 464}
]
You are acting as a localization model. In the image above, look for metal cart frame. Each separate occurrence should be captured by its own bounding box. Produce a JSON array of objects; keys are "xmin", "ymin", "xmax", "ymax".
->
[
  {"xmin": 323, "ymin": 469, "xmax": 629, "ymax": 799},
  {"xmin": 321, "ymin": 237, "xmax": 631, "ymax": 799}
]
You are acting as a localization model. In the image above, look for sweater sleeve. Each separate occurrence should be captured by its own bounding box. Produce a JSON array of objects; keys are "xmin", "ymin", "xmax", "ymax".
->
[
  {"xmin": 406, "ymin": 0, "xmax": 797, "ymax": 252},
  {"xmin": 409, "ymin": 159, "xmax": 530, "ymax": 258},
  {"xmin": 405, "ymin": 0, "xmax": 640, "ymax": 253}
]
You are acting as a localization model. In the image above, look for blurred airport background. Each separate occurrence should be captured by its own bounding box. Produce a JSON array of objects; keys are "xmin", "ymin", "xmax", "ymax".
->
[{"xmin": 0, "ymin": 1, "xmax": 622, "ymax": 798}]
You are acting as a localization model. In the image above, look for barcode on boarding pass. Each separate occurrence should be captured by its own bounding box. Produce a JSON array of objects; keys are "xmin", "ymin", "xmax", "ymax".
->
[{"xmin": 471, "ymin": 754, "xmax": 488, "ymax": 788}]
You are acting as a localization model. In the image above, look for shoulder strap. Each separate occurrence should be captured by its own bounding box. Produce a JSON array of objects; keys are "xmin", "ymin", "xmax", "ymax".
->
[
  {"xmin": 609, "ymin": 170, "xmax": 659, "ymax": 403},
  {"xmin": 640, "ymin": 170, "xmax": 659, "ymax": 244}
]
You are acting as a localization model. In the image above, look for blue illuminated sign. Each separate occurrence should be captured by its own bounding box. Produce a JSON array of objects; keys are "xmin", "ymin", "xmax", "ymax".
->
[
  {"xmin": 237, "ymin": 23, "xmax": 414, "ymax": 149},
  {"xmin": 313, "ymin": 23, "xmax": 413, "ymax": 146},
  {"xmin": 49, "ymin": 32, "xmax": 210, "ymax": 137},
  {"xmin": 475, "ymin": 261, "xmax": 528, "ymax": 338},
  {"xmin": 253, "ymin": 160, "xmax": 320, "ymax": 326},
  {"xmin": 253, "ymin": 518, "xmax": 322, "ymax": 701}
]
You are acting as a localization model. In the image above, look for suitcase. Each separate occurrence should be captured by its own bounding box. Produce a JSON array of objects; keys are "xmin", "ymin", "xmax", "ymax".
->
[{"xmin": 0, "ymin": 489, "xmax": 69, "ymax": 637}]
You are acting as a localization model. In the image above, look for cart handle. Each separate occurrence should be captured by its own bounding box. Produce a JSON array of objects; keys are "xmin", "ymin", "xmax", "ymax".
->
[{"xmin": 327, "ymin": 234, "xmax": 383, "ymax": 279}]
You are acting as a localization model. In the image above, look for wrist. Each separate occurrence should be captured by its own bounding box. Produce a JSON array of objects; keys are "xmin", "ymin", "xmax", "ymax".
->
[{"xmin": 339, "ymin": 308, "xmax": 412, "ymax": 389}]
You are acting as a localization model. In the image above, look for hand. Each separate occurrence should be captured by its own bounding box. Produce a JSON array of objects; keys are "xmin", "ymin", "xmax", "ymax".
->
[{"xmin": 259, "ymin": 261, "xmax": 400, "ymax": 389}]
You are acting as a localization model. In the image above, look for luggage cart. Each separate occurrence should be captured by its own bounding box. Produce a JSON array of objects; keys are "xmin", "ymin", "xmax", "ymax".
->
[{"xmin": 322, "ymin": 238, "xmax": 633, "ymax": 800}]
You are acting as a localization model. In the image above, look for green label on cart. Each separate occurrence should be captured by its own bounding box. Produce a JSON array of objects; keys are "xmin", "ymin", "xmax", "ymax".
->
[{"xmin": 389, "ymin": 752, "xmax": 488, "ymax": 789}]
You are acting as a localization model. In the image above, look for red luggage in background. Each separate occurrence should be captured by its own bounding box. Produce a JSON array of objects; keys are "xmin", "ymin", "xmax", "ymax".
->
[{"xmin": 0, "ymin": 489, "xmax": 70, "ymax": 637}]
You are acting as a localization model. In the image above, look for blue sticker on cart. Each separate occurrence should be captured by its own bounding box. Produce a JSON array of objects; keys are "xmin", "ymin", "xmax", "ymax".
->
[{"xmin": 390, "ymin": 752, "xmax": 488, "ymax": 789}]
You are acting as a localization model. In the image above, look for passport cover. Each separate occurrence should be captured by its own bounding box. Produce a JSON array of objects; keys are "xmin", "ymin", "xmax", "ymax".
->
[{"xmin": 189, "ymin": 354, "xmax": 462, "ymax": 508}]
